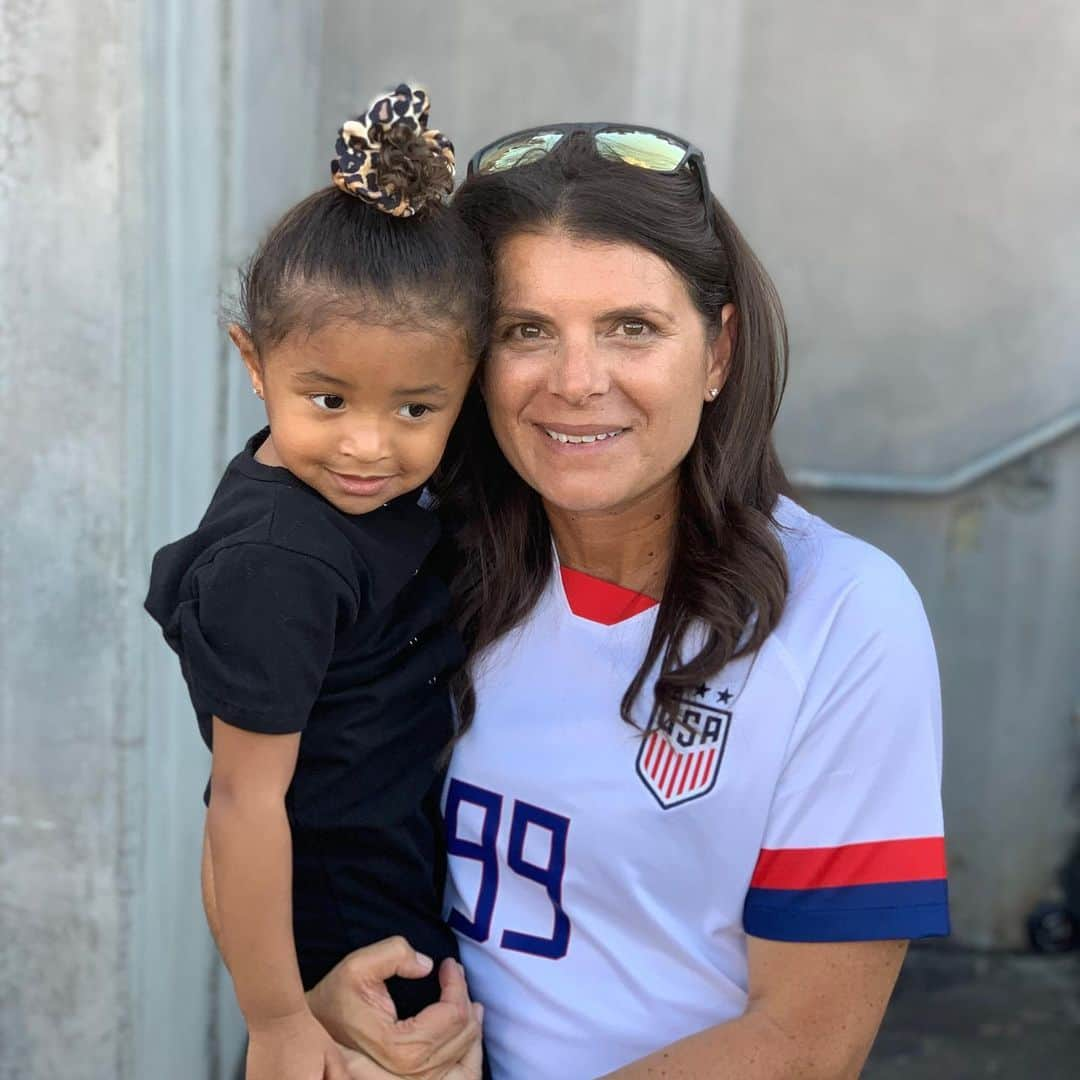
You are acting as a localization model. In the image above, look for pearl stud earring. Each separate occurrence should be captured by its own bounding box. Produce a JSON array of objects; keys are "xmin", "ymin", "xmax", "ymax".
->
[{"xmin": 708, "ymin": 387, "xmax": 719, "ymax": 399}]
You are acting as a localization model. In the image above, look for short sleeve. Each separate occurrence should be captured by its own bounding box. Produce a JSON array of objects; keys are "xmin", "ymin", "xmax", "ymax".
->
[
  {"xmin": 743, "ymin": 558, "xmax": 950, "ymax": 942},
  {"xmin": 176, "ymin": 543, "xmax": 357, "ymax": 735}
]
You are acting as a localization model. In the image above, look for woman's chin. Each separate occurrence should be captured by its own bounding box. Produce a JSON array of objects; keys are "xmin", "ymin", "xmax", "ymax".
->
[{"xmin": 534, "ymin": 477, "xmax": 638, "ymax": 516}]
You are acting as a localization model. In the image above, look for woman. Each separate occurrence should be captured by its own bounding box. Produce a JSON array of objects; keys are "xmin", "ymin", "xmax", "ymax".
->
[{"xmin": 308, "ymin": 125, "xmax": 949, "ymax": 1079}]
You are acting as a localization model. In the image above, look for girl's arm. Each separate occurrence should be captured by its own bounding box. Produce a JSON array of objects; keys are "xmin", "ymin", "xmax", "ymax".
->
[
  {"xmin": 201, "ymin": 823, "xmax": 224, "ymax": 958},
  {"xmin": 207, "ymin": 717, "xmax": 304, "ymax": 1020},
  {"xmin": 208, "ymin": 716, "xmax": 347, "ymax": 1079},
  {"xmin": 600, "ymin": 936, "xmax": 907, "ymax": 1080}
]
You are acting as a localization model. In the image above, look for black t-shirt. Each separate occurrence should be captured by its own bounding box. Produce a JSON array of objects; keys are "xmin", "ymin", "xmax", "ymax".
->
[{"xmin": 145, "ymin": 430, "xmax": 463, "ymax": 992}]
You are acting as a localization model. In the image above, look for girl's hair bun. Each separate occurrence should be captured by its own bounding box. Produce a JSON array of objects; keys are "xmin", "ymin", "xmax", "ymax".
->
[{"xmin": 331, "ymin": 83, "xmax": 455, "ymax": 218}]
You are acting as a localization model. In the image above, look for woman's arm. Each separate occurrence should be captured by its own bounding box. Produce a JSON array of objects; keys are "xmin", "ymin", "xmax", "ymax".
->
[
  {"xmin": 602, "ymin": 937, "xmax": 906, "ymax": 1080},
  {"xmin": 208, "ymin": 717, "xmax": 348, "ymax": 1079}
]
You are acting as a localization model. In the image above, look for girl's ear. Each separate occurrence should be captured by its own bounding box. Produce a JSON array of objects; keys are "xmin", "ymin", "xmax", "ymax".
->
[
  {"xmin": 705, "ymin": 303, "xmax": 737, "ymax": 401},
  {"xmin": 228, "ymin": 325, "xmax": 263, "ymax": 398}
]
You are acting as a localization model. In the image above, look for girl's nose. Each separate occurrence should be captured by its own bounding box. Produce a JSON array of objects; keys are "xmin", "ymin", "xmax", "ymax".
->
[{"xmin": 338, "ymin": 420, "xmax": 391, "ymax": 463}]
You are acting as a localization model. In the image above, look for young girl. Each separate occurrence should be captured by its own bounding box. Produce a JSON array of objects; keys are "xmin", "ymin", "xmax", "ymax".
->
[{"xmin": 145, "ymin": 85, "xmax": 486, "ymax": 1079}]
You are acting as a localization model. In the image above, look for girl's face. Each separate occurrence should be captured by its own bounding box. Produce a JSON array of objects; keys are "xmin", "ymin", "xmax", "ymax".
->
[
  {"xmin": 484, "ymin": 230, "xmax": 733, "ymax": 517},
  {"xmin": 232, "ymin": 318, "xmax": 474, "ymax": 514}
]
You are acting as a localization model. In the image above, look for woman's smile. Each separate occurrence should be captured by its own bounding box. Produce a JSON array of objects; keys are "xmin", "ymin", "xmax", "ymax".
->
[{"xmin": 535, "ymin": 421, "xmax": 631, "ymax": 450}]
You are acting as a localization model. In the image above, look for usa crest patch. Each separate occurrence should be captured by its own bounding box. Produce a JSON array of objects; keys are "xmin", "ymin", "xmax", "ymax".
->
[{"xmin": 636, "ymin": 695, "xmax": 732, "ymax": 809}]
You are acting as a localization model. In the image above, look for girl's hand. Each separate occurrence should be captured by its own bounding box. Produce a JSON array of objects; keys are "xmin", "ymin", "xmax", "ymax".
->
[
  {"xmin": 306, "ymin": 937, "xmax": 482, "ymax": 1080},
  {"xmin": 246, "ymin": 1010, "xmax": 349, "ymax": 1080}
]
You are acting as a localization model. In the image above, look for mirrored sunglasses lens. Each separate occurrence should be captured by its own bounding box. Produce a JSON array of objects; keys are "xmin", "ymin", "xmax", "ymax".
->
[
  {"xmin": 595, "ymin": 131, "xmax": 687, "ymax": 171},
  {"xmin": 476, "ymin": 132, "xmax": 565, "ymax": 173}
]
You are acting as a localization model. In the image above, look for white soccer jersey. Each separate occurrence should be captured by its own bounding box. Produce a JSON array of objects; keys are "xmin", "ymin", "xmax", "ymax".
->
[{"xmin": 443, "ymin": 497, "xmax": 948, "ymax": 1079}]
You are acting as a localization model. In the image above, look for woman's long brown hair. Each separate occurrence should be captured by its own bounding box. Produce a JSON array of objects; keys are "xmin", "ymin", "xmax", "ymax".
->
[{"xmin": 433, "ymin": 135, "xmax": 790, "ymax": 734}]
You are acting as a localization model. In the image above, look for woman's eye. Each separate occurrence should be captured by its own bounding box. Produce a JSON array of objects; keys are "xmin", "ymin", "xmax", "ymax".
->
[
  {"xmin": 508, "ymin": 323, "xmax": 544, "ymax": 340},
  {"xmin": 618, "ymin": 319, "xmax": 649, "ymax": 337},
  {"xmin": 397, "ymin": 403, "xmax": 431, "ymax": 419},
  {"xmin": 311, "ymin": 394, "xmax": 346, "ymax": 411}
]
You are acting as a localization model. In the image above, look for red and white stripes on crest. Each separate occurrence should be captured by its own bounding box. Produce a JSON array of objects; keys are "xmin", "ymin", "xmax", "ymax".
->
[{"xmin": 641, "ymin": 729, "xmax": 718, "ymax": 801}]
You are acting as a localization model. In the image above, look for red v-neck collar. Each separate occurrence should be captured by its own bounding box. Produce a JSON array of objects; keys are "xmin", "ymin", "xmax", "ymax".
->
[{"xmin": 559, "ymin": 564, "xmax": 660, "ymax": 626}]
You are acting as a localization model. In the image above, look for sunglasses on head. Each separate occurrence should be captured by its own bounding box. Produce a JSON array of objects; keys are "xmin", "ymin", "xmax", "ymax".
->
[{"xmin": 467, "ymin": 122, "xmax": 714, "ymax": 226}]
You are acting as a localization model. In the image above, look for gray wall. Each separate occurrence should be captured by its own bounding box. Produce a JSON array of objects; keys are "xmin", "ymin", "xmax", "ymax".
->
[
  {"xmin": 738, "ymin": 0, "xmax": 1079, "ymax": 476},
  {"xmin": 1, "ymin": 1, "xmax": 1076, "ymax": 1077},
  {"xmin": 1, "ymin": 1, "xmax": 149, "ymax": 1076}
]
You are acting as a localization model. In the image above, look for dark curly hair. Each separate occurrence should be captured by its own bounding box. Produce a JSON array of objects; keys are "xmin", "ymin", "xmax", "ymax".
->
[
  {"xmin": 433, "ymin": 134, "xmax": 791, "ymax": 735},
  {"xmin": 231, "ymin": 146, "xmax": 485, "ymax": 357},
  {"xmin": 377, "ymin": 124, "xmax": 455, "ymax": 209}
]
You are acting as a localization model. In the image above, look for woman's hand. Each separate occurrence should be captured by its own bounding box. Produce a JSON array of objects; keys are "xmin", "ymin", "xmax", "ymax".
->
[
  {"xmin": 306, "ymin": 937, "xmax": 483, "ymax": 1080},
  {"xmin": 335, "ymin": 1025, "xmax": 484, "ymax": 1080},
  {"xmin": 246, "ymin": 1009, "xmax": 349, "ymax": 1080}
]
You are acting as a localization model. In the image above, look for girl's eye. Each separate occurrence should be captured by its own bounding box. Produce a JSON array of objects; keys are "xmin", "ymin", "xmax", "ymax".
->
[
  {"xmin": 311, "ymin": 394, "xmax": 346, "ymax": 411},
  {"xmin": 397, "ymin": 403, "xmax": 431, "ymax": 419}
]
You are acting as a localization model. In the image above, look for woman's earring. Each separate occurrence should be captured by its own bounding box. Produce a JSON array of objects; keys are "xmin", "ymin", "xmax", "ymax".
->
[
  {"xmin": 252, "ymin": 386, "xmax": 263, "ymax": 399},
  {"xmin": 708, "ymin": 387, "xmax": 720, "ymax": 399}
]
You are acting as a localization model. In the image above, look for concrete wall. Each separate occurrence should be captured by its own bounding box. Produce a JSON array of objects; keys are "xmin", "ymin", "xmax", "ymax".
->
[
  {"xmin": 737, "ymin": 0, "xmax": 1080, "ymax": 475},
  {"xmin": 0, "ymin": 2, "xmax": 147, "ymax": 1075},
  {"xmin": 133, "ymin": 3, "xmax": 239, "ymax": 1075},
  {"xmin": 1, "ymin": 2, "xmax": 1077, "ymax": 1078}
]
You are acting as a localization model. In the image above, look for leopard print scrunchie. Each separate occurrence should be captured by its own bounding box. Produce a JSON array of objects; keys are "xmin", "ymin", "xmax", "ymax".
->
[{"xmin": 331, "ymin": 83, "xmax": 456, "ymax": 218}]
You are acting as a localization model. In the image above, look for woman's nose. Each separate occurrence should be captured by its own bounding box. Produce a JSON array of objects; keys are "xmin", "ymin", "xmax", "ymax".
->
[{"xmin": 547, "ymin": 337, "xmax": 610, "ymax": 404}]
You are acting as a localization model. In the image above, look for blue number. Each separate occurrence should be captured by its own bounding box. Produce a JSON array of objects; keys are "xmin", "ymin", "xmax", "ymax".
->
[
  {"xmin": 500, "ymin": 800, "xmax": 572, "ymax": 959},
  {"xmin": 445, "ymin": 782, "xmax": 573, "ymax": 960},
  {"xmin": 444, "ymin": 779, "xmax": 502, "ymax": 942}
]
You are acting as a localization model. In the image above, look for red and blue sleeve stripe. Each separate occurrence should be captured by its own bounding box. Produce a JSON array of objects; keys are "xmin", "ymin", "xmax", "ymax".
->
[{"xmin": 743, "ymin": 836, "xmax": 950, "ymax": 941}]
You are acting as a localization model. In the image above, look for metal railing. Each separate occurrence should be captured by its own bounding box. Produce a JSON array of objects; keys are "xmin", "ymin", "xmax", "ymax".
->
[{"xmin": 788, "ymin": 407, "xmax": 1080, "ymax": 496}]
